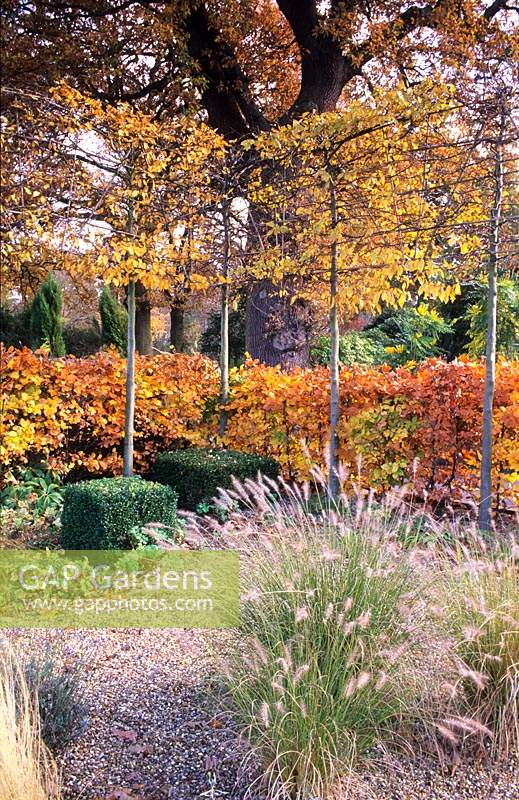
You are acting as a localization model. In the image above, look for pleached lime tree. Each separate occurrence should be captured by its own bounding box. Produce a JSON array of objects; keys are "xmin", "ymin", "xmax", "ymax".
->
[
  {"xmin": 457, "ymin": 85, "xmax": 518, "ymax": 531},
  {"xmin": 207, "ymin": 148, "xmax": 250, "ymax": 438},
  {"xmin": 247, "ymin": 83, "xmax": 488, "ymax": 496},
  {"xmin": 479, "ymin": 99, "xmax": 506, "ymax": 531},
  {"xmin": 447, "ymin": 45, "xmax": 519, "ymax": 528},
  {"xmin": 45, "ymin": 84, "xmax": 226, "ymax": 475}
]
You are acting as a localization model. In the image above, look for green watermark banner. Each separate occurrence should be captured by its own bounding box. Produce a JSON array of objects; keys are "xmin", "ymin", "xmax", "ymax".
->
[{"xmin": 0, "ymin": 549, "xmax": 240, "ymax": 629}]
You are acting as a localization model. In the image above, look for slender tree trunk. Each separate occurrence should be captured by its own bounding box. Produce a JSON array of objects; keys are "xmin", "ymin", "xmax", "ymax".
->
[
  {"xmin": 219, "ymin": 201, "xmax": 230, "ymax": 437},
  {"xmin": 479, "ymin": 105, "xmax": 505, "ymax": 532},
  {"xmin": 170, "ymin": 304, "xmax": 186, "ymax": 352},
  {"xmin": 123, "ymin": 193, "xmax": 136, "ymax": 478},
  {"xmin": 135, "ymin": 281, "xmax": 152, "ymax": 355},
  {"xmin": 328, "ymin": 178, "xmax": 340, "ymax": 499},
  {"xmin": 123, "ymin": 278, "xmax": 136, "ymax": 477}
]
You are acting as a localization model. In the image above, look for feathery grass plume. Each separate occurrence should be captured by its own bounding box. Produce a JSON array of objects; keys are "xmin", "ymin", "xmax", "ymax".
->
[
  {"xmin": 214, "ymin": 471, "xmax": 433, "ymax": 799},
  {"xmin": 0, "ymin": 645, "xmax": 62, "ymax": 800},
  {"xmin": 437, "ymin": 535, "xmax": 519, "ymax": 758}
]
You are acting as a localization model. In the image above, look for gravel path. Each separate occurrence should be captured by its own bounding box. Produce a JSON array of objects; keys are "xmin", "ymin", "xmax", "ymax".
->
[
  {"xmin": 359, "ymin": 752, "xmax": 519, "ymax": 800},
  {"xmin": 4, "ymin": 628, "xmax": 257, "ymax": 800},
  {"xmin": 3, "ymin": 629, "xmax": 518, "ymax": 800}
]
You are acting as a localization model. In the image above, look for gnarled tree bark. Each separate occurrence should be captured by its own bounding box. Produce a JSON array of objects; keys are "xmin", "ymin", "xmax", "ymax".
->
[
  {"xmin": 184, "ymin": 0, "xmax": 356, "ymax": 367},
  {"xmin": 246, "ymin": 280, "xmax": 311, "ymax": 368}
]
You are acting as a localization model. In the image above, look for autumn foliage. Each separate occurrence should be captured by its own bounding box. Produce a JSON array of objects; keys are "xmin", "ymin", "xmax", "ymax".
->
[
  {"xmin": 1, "ymin": 347, "xmax": 517, "ymax": 507},
  {"xmin": 0, "ymin": 347, "xmax": 219, "ymax": 479}
]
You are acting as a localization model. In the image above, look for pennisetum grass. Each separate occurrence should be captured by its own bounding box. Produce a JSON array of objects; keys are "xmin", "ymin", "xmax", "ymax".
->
[
  {"xmin": 189, "ymin": 471, "xmax": 518, "ymax": 796},
  {"xmin": 206, "ymin": 472, "xmax": 436, "ymax": 799},
  {"xmin": 434, "ymin": 535, "xmax": 519, "ymax": 758}
]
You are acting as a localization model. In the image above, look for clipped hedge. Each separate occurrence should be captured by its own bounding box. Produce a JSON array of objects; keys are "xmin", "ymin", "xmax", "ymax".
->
[
  {"xmin": 61, "ymin": 477, "xmax": 177, "ymax": 549},
  {"xmin": 152, "ymin": 448, "xmax": 280, "ymax": 510},
  {"xmin": 1, "ymin": 348, "xmax": 518, "ymax": 505},
  {"xmin": 0, "ymin": 348, "xmax": 219, "ymax": 479}
]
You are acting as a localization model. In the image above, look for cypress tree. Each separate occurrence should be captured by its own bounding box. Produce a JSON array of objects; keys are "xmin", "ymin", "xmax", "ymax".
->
[
  {"xmin": 29, "ymin": 273, "xmax": 66, "ymax": 356},
  {"xmin": 99, "ymin": 284, "xmax": 127, "ymax": 354}
]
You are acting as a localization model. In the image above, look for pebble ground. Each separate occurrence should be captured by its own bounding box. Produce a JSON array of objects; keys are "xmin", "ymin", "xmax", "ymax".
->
[
  {"xmin": 359, "ymin": 752, "xmax": 518, "ymax": 800},
  {"xmin": 3, "ymin": 629, "xmax": 518, "ymax": 800}
]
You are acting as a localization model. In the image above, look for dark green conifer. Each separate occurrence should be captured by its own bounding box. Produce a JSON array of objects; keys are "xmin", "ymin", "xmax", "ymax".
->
[
  {"xmin": 29, "ymin": 273, "xmax": 66, "ymax": 356},
  {"xmin": 99, "ymin": 284, "xmax": 127, "ymax": 354}
]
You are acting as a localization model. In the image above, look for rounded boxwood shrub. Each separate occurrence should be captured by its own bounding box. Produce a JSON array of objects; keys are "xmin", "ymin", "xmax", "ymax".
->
[
  {"xmin": 152, "ymin": 448, "xmax": 280, "ymax": 511},
  {"xmin": 61, "ymin": 477, "xmax": 178, "ymax": 549}
]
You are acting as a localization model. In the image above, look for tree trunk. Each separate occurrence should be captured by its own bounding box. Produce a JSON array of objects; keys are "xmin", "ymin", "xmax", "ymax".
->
[
  {"xmin": 135, "ymin": 281, "xmax": 152, "ymax": 355},
  {"xmin": 479, "ymin": 106, "xmax": 505, "ymax": 532},
  {"xmin": 170, "ymin": 304, "xmax": 187, "ymax": 352},
  {"xmin": 328, "ymin": 178, "xmax": 340, "ymax": 499},
  {"xmin": 246, "ymin": 280, "xmax": 310, "ymax": 368},
  {"xmin": 185, "ymin": 5, "xmax": 341, "ymax": 369},
  {"xmin": 219, "ymin": 201, "xmax": 230, "ymax": 437},
  {"xmin": 123, "ymin": 278, "xmax": 136, "ymax": 477}
]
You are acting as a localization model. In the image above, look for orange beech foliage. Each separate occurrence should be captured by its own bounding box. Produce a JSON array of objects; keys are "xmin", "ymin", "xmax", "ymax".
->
[
  {"xmin": 224, "ymin": 358, "xmax": 519, "ymax": 506},
  {"xmin": 0, "ymin": 348, "xmax": 219, "ymax": 478},
  {"xmin": 1, "ymin": 348, "xmax": 517, "ymax": 507}
]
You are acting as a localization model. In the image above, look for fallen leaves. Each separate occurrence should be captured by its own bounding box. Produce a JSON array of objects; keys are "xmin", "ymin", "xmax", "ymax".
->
[
  {"xmin": 106, "ymin": 790, "xmax": 140, "ymax": 800},
  {"xmin": 110, "ymin": 727, "xmax": 154, "ymax": 759},
  {"xmin": 128, "ymin": 742, "xmax": 155, "ymax": 756},
  {"xmin": 111, "ymin": 727, "xmax": 138, "ymax": 743}
]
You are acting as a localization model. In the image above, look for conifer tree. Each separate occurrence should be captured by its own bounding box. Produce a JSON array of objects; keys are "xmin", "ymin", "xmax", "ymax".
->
[
  {"xmin": 29, "ymin": 273, "xmax": 66, "ymax": 356},
  {"xmin": 99, "ymin": 284, "xmax": 127, "ymax": 355}
]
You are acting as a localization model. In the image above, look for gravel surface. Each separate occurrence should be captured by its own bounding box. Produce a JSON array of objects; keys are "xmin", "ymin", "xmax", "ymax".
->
[
  {"xmin": 358, "ymin": 752, "xmax": 519, "ymax": 800},
  {"xmin": 4, "ymin": 628, "xmax": 257, "ymax": 800},
  {"xmin": 3, "ymin": 628, "xmax": 518, "ymax": 800}
]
